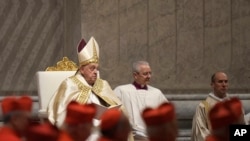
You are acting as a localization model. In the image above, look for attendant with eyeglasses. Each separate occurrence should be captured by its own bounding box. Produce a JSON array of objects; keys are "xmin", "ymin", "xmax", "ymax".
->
[{"xmin": 114, "ymin": 61, "xmax": 168, "ymax": 141}]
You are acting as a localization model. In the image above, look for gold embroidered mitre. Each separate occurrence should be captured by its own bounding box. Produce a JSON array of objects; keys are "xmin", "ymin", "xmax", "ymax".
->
[{"xmin": 77, "ymin": 36, "xmax": 99, "ymax": 66}]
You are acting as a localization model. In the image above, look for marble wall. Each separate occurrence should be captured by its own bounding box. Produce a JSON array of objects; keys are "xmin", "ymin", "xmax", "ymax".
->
[
  {"xmin": 0, "ymin": 0, "xmax": 81, "ymax": 95},
  {"xmin": 81, "ymin": 0, "xmax": 250, "ymax": 94},
  {"xmin": 0, "ymin": 0, "xmax": 250, "ymax": 95}
]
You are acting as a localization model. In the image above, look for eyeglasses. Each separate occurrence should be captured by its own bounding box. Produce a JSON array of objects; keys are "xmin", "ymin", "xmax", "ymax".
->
[{"xmin": 136, "ymin": 72, "xmax": 152, "ymax": 76}]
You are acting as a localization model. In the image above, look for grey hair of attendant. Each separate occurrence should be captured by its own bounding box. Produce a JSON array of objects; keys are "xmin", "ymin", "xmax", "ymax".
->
[{"xmin": 132, "ymin": 61, "xmax": 150, "ymax": 73}]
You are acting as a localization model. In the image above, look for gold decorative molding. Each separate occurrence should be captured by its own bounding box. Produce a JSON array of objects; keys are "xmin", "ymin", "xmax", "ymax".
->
[{"xmin": 46, "ymin": 57, "xmax": 78, "ymax": 71}]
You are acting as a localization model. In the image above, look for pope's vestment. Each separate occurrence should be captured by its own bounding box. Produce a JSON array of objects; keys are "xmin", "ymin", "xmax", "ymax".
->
[{"xmin": 47, "ymin": 72, "xmax": 123, "ymax": 127}]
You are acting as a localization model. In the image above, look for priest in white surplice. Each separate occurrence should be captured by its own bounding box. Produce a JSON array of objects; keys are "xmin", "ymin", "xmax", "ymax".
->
[{"xmin": 114, "ymin": 61, "xmax": 168, "ymax": 141}]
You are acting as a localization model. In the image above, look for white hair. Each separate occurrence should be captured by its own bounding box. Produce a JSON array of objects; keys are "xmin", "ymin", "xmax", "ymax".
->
[{"xmin": 132, "ymin": 61, "xmax": 149, "ymax": 73}]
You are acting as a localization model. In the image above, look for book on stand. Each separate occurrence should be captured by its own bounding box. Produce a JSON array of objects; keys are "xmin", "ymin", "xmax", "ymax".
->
[{"xmin": 93, "ymin": 103, "xmax": 122, "ymax": 119}]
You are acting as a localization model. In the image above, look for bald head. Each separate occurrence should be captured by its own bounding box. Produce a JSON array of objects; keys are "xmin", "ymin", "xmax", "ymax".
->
[{"xmin": 211, "ymin": 72, "xmax": 229, "ymax": 98}]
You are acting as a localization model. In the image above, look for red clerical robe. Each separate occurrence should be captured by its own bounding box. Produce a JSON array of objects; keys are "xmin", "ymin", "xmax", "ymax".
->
[{"xmin": 0, "ymin": 126, "xmax": 22, "ymax": 141}]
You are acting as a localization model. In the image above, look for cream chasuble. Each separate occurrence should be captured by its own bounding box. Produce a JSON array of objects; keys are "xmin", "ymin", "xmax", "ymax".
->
[
  {"xmin": 47, "ymin": 72, "xmax": 121, "ymax": 127},
  {"xmin": 191, "ymin": 93, "xmax": 230, "ymax": 141}
]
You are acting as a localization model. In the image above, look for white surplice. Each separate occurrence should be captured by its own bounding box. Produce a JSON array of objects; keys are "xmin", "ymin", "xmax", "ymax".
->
[{"xmin": 114, "ymin": 84, "xmax": 168, "ymax": 141}]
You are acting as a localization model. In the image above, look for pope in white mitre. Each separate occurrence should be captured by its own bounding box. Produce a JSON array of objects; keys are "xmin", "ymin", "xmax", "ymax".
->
[{"xmin": 47, "ymin": 37, "xmax": 128, "ymax": 130}]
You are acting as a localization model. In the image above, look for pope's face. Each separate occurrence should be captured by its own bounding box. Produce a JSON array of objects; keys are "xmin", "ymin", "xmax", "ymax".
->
[
  {"xmin": 80, "ymin": 63, "xmax": 99, "ymax": 85},
  {"xmin": 134, "ymin": 64, "xmax": 152, "ymax": 86}
]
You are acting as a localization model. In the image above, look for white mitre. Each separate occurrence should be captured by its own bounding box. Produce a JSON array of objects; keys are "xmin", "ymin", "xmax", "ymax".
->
[{"xmin": 77, "ymin": 36, "xmax": 100, "ymax": 66}]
